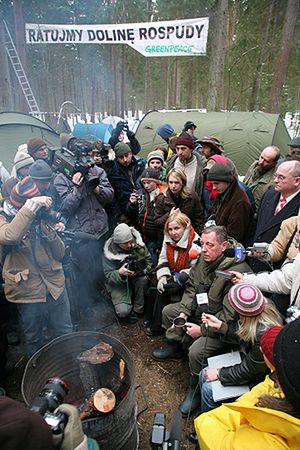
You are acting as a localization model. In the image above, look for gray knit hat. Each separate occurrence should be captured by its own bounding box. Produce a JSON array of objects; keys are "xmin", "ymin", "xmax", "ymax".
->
[
  {"xmin": 14, "ymin": 152, "xmax": 34, "ymax": 172},
  {"xmin": 114, "ymin": 142, "xmax": 131, "ymax": 158},
  {"xmin": 207, "ymin": 162, "xmax": 234, "ymax": 183},
  {"xmin": 147, "ymin": 150, "xmax": 164, "ymax": 164},
  {"xmin": 113, "ymin": 223, "xmax": 133, "ymax": 244},
  {"xmin": 29, "ymin": 160, "xmax": 53, "ymax": 180}
]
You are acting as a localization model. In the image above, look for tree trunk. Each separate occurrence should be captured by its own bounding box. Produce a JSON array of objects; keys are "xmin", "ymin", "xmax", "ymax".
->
[
  {"xmin": 207, "ymin": 0, "xmax": 228, "ymax": 111},
  {"xmin": 268, "ymin": 0, "xmax": 299, "ymax": 113},
  {"xmin": 0, "ymin": 19, "xmax": 13, "ymax": 110},
  {"xmin": 13, "ymin": 0, "xmax": 28, "ymax": 112},
  {"xmin": 249, "ymin": 0, "xmax": 275, "ymax": 111}
]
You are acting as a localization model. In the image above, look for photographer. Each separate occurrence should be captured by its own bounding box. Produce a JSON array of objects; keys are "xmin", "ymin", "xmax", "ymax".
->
[
  {"xmin": 103, "ymin": 223, "xmax": 152, "ymax": 322},
  {"xmin": 108, "ymin": 120, "xmax": 141, "ymax": 155},
  {"xmin": 0, "ymin": 177, "xmax": 73, "ymax": 357},
  {"xmin": 0, "ymin": 395, "xmax": 95, "ymax": 450},
  {"xmin": 54, "ymin": 162, "xmax": 114, "ymax": 312}
]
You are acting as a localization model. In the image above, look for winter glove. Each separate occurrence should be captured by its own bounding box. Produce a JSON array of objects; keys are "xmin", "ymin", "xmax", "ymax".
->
[
  {"xmin": 157, "ymin": 276, "xmax": 168, "ymax": 293},
  {"xmin": 115, "ymin": 121, "xmax": 125, "ymax": 135},
  {"xmin": 54, "ymin": 403, "xmax": 86, "ymax": 450}
]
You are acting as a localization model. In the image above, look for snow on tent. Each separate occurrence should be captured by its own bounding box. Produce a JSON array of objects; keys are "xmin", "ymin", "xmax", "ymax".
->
[
  {"xmin": 0, "ymin": 112, "xmax": 60, "ymax": 170},
  {"xmin": 135, "ymin": 110, "xmax": 290, "ymax": 174},
  {"xmin": 73, "ymin": 122, "xmax": 113, "ymax": 142}
]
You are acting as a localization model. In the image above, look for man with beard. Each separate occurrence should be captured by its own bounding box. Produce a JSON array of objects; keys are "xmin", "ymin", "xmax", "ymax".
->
[{"xmin": 244, "ymin": 146, "xmax": 281, "ymax": 209}]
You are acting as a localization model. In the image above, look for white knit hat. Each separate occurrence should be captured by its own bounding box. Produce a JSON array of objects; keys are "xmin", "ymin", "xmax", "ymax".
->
[
  {"xmin": 113, "ymin": 224, "xmax": 133, "ymax": 244},
  {"xmin": 14, "ymin": 152, "xmax": 34, "ymax": 173}
]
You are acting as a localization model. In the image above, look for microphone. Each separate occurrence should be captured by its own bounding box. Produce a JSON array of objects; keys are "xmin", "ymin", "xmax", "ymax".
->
[
  {"xmin": 223, "ymin": 245, "xmax": 246, "ymax": 262},
  {"xmin": 168, "ymin": 409, "xmax": 182, "ymax": 450}
]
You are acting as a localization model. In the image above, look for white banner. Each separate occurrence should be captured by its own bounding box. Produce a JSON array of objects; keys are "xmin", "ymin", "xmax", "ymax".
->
[{"xmin": 26, "ymin": 17, "xmax": 209, "ymax": 57}]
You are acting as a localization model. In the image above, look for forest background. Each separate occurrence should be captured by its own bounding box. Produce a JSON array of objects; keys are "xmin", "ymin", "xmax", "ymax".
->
[{"xmin": 0, "ymin": 0, "xmax": 299, "ymax": 122}]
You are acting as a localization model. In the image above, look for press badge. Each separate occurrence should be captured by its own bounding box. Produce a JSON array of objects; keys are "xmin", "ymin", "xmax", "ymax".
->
[{"xmin": 196, "ymin": 293, "xmax": 208, "ymax": 305}]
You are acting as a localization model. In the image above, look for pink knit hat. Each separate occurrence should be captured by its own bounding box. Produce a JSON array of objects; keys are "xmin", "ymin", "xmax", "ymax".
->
[{"xmin": 228, "ymin": 284, "xmax": 266, "ymax": 317}]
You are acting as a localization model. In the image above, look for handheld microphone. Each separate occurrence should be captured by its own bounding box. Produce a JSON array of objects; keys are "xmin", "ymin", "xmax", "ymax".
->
[{"xmin": 223, "ymin": 245, "xmax": 246, "ymax": 262}]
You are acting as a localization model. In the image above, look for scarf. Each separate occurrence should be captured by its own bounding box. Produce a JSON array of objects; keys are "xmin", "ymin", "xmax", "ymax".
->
[{"xmin": 166, "ymin": 226, "xmax": 196, "ymax": 271}]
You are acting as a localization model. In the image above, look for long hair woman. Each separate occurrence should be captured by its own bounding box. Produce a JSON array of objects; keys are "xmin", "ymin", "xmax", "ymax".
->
[
  {"xmin": 154, "ymin": 168, "xmax": 205, "ymax": 244},
  {"xmin": 145, "ymin": 211, "xmax": 201, "ymax": 336},
  {"xmin": 198, "ymin": 284, "xmax": 283, "ymax": 412}
]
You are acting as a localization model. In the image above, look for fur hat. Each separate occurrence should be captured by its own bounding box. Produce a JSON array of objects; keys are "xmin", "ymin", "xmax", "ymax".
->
[
  {"xmin": 260, "ymin": 326, "xmax": 283, "ymax": 367},
  {"xmin": 207, "ymin": 162, "xmax": 234, "ymax": 183},
  {"xmin": 156, "ymin": 123, "xmax": 175, "ymax": 141},
  {"xmin": 14, "ymin": 152, "xmax": 34, "ymax": 172},
  {"xmin": 196, "ymin": 136, "xmax": 224, "ymax": 153},
  {"xmin": 113, "ymin": 223, "xmax": 133, "ymax": 244},
  {"xmin": 28, "ymin": 160, "xmax": 53, "ymax": 180},
  {"xmin": 27, "ymin": 137, "xmax": 47, "ymax": 156},
  {"xmin": 273, "ymin": 319, "xmax": 300, "ymax": 410},
  {"xmin": 114, "ymin": 142, "xmax": 131, "ymax": 158},
  {"xmin": 147, "ymin": 150, "xmax": 164, "ymax": 165},
  {"xmin": 141, "ymin": 168, "xmax": 161, "ymax": 184},
  {"xmin": 228, "ymin": 284, "xmax": 266, "ymax": 317},
  {"xmin": 9, "ymin": 176, "xmax": 40, "ymax": 209},
  {"xmin": 175, "ymin": 132, "xmax": 195, "ymax": 149}
]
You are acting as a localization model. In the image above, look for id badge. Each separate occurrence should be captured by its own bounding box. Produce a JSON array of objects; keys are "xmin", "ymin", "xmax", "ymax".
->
[{"xmin": 196, "ymin": 293, "xmax": 208, "ymax": 305}]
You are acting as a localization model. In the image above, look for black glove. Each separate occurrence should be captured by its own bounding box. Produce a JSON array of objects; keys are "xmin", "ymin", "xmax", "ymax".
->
[
  {"xmin": 127, "ymin": 129, "xmax": 135, "ymax": 139},
  {"xmin": 115, "ymin": 121, "xmax": 125, "ymax": 135}
]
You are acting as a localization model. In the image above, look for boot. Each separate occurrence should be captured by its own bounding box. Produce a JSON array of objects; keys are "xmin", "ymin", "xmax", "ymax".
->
[
  {"xmin": 152, "ymin": 342, "xmax": 184, "ymax": 360},
  {"xmin": 179, "ymin": 374, "xmax": 201, "ymax": 416}
]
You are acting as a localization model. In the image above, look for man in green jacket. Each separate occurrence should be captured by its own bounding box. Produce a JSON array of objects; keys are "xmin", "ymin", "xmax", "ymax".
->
[
  {"xmin": 243, "ymin": 146, "xmax": 280, "ymax": 209},
  {"xmin": 103, "ymin": 223, "xmax": 152, "ymax": 322},
  {"xmin": 153, "ymin": 225, "xmax": 251, "ymax": 415}
]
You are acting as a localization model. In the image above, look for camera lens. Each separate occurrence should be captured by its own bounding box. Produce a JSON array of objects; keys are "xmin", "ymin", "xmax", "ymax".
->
[{"xmin": 40, "ymin": 377, "xmax": 69, "ymax": 412}]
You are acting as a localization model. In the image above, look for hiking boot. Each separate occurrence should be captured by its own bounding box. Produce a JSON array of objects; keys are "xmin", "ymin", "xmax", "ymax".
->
[
  {"xmin": 152, "ymin": 343, "xmax": 184, "ymax": 360},
  {"xmin": 144, "ymin": 327, "xmax": 164, "ymax": 337},
  {"xmin": 179, "ymin": 375, "xmax": 201, "ymax": 416}
]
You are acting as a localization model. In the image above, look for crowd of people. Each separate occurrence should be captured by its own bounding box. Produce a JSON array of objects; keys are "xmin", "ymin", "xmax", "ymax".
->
[{"xmin": 0, "ymin": 119, "xmax": 300, "ymax": 449}]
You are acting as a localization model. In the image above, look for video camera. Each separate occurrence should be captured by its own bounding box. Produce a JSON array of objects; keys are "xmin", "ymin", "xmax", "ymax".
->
[
  {"xmin": 150, "ymin": 410, "xmax": 181, "ymax": 450},
  {"xmin": 30, "ymin": 377, "xmax": 69, "ymax": 435},
  {"xmin": 50, "ymin": 137, "xmax": 99, "ymax": 189},
  {"xmin": 124, "ymin": 255, "xmax": 148, "ymax": 273}
]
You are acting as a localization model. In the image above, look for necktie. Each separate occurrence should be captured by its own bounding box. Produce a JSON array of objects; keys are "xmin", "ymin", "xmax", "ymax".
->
[{"xmin": 275, "ymin": 197, "xmax": 287, "ymax": 215}]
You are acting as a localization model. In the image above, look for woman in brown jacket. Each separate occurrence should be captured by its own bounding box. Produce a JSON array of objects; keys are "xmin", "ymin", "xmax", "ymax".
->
[{"xmin": 154, "ymin": 168, "xmax": 205, "ymax": 245}]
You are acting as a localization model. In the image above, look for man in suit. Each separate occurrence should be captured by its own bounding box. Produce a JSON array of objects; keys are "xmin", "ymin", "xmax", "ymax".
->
[{"xmin": 250, "ymin": 160, "xmax": 300, "ymax": 271}]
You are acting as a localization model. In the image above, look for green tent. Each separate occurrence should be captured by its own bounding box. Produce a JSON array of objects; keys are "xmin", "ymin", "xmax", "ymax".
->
[
  {"xmin": 0, "ymin": 112, "xmax": 60, "ymax": 171},
  {"xmin": 135, "ymin": 110, "xmax": 290, "ymax": 175}
]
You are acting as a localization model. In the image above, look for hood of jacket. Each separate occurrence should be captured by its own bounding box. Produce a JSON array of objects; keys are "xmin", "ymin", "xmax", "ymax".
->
[{"xmin": 103, "ymin": 227, "xmax": 145, "ymax": 262}]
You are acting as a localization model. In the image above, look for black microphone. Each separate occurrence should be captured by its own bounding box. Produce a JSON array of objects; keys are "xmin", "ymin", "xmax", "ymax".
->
[
  {"xmin": 223, "ymin": 246, "xmax": 246, "ymax": 262},
  {"xmin": 169, "ymin": 409, "xmax": 181, "ymax": 450}
]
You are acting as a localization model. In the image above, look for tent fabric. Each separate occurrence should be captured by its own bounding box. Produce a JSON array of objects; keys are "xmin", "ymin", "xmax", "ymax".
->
[
  {"xmin": 0, "ymin": 112, "xmax": 60, "ymax": 171},
  {"xmin": 135, "ymin": 110, "xmax": 290, "ymax": 175},
  {"xmin": 73, "ymin": 122, "xmax": 113, "ymax": 143}
]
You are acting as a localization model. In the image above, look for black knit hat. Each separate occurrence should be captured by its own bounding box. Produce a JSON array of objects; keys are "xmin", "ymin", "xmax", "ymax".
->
[
  {"xmin": 207, "ymin": 162, "xmax": 234, "ymax": 183},
  {"xmin": 273, "ymin": 319, "xmax": 300, "ymax": 411},
  {"xmin": 141, "ymin": 168, "xmax": 161, "ymax": 184}
]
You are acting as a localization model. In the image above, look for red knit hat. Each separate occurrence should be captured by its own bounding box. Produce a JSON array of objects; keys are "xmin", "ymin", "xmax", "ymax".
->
[
  {"xmin": 175, "ymin": 132, "xmax": 195, "ymax": 149},
  {"xmin": 228, "ymin": 284, "xmax": 266, "ymax": 317},
  {"xmin": 9, "ymin": 176, "xmax": 40, "ymax": 209},
  {"xmin": 260, "ymin": 326, "xmax": 283, "ymax": 367}
]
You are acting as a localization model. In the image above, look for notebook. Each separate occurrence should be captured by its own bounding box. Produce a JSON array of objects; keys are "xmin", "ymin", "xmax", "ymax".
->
[{"xmin": 207, "ymin": 351, "xmax": 250, "ymax": 402}]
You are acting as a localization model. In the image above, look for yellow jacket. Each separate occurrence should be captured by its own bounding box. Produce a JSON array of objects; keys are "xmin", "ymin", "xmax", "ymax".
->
[{"xmin": 195, "ymin": 375, "xmax": 300, "ymax": 450}]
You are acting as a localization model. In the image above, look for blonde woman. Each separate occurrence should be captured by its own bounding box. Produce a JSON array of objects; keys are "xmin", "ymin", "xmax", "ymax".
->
[
  {"xmin": 154, "ymin": 168, "xmax": 205, "ymax": 242},
  {"xmin": 145, "ymin": 211, "xmax": 200, "ymax": 336},
  {"xmin": 198, "ymin": 284, "xmax": 282, "ymax": 412}
]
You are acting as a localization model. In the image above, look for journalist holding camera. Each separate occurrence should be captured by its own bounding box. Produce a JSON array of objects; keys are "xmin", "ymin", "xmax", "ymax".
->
[
  {"xmin": 0, "ymin": 176, "xmax": 73, "ymax": 357},
  {"xmin": 54, "ymin": 150, "xmax": 114, "ymax": 312},
  {"xmin": 108, "ymin": 120, "xmax": 141, "ymax": 155},
  {"xmin": 102, "ymin": 223, "xmax": 152, "ymax": 322}
]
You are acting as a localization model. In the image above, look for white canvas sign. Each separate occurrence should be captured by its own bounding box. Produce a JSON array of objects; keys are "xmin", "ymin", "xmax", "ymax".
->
[{"xmin": 26, "ymin": 17, "xmax": 209, "ymax": 57}]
